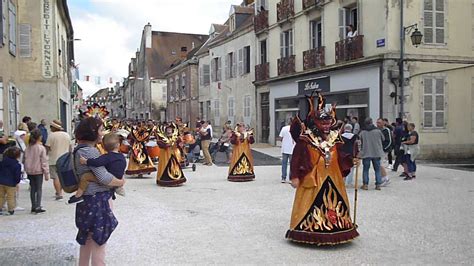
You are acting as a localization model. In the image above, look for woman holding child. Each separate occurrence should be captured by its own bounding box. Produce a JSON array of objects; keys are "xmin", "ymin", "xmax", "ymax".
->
[{"xmin": 73, "ymin": 117, "xmax": 126, "ymax": 266}]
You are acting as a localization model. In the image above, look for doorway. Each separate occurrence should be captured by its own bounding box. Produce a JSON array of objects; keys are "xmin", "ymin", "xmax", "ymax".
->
[{"xmin": 260, "ymin": 92, "xmax": 270, "ymax": 143}]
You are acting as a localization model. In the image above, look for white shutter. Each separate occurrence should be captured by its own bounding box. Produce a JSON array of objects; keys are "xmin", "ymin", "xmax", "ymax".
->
[
  {"xmin": 0, "ymin": 0, "xmax": 4, "ymax": 46},
  {"xmin": 19, "ymin": 23, "xmax": 31, "ymax": 57},
  {"xmin": 423, "ymin": 77, "xmax": 446, "ymax": 129},
  {"xmin": 238, "ymin": 49, "xmax": 243, "ymax": 75},
  {"xmin": 232, "ymin": 52, "xmax": 237, "ymax": 77},
  {"xmin": 423, "ymin": 0, "xmax": 444, "ymax": 44},
  {"xmin": 8, "ymin": 0, "xmax": 16, "ymax": 56},
  {"xmin": 243, "ymin": 48, "xmax": 248, "ymax": 74},
  {"xmin": 338, "ymin": 8, "xmax": 347, "ymax": 40},
  {"xmin": 199, "ymin": 66, "xmax": 203, "ymax": 86}
]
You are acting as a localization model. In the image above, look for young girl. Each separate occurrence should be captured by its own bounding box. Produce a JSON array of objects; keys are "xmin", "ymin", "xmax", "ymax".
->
[
  {"xmin": 0, "ymin": 147, "xmax": 22, "ymax": 215},
  {"xmin": 24, "ymin": 129, "xmax": 50, "ymax": 214}
]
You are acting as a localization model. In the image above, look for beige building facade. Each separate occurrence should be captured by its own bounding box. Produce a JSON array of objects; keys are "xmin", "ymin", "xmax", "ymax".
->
[
  {"xmin": 254, "ymin": 0, "xmax": 474, "ymax": 158},
  {"xmin": 198, "ymin": 4, "xmax": 257, "ymax": 132}
]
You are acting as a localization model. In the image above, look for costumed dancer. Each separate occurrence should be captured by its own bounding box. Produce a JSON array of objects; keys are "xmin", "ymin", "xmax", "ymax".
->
[
  {"xmin": 82, "ymin": 103, "xmax": 110, "ymax": 154},
  {"xmin": 227, "ymin": 123, "xmax": 255, "ymax": 182},
  {"xmin": 175, "ymin": 117, "xmax": 190, "ymax": 168},
  {"xmin": 155, "ymin": 123, "xmax": 186, "ymax": 186},
  {"xmin": 285, "ymin": 93, "xmax": 359, "ymax": 245},
  {"xmin": 125, "ymin": 122, "xmax": 156, "ymax": 175}
]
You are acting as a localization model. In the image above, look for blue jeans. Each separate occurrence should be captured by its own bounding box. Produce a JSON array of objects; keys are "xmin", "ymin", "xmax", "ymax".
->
[
  {"xmin": 281, "ymin": 153, "xmax": 292, "ymax": 180},
  {"xmin": 406, "ymin": 155, "xmax": 416, "ymax": 173},
  {"xmin": 362, "ymin": 157, "xmax": 382, "ymax": 185}
]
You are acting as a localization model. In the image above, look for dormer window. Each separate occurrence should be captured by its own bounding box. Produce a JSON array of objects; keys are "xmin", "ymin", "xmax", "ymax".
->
[{"xmin": 229, "ymin": 15, "xmax": 236, "ymax": 32}]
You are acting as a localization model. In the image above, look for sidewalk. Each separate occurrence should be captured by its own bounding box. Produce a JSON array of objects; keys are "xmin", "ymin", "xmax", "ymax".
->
[{"xmin": 252, "ymin": 144, "xmax": 281, "ymax": 159}]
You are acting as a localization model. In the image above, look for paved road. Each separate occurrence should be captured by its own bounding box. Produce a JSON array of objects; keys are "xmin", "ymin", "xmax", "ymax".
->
[{"xmin": 1, "ymin": 162, "xmax": 473, "ymax": 264}]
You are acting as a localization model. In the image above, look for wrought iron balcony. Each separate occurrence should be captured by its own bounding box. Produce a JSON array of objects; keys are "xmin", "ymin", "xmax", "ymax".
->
[
  {"xmin": 255, "ymin": 62, "xmax": 269, "ymax": 82},
  {"xmin": 302, "ymin": 0, "xmax": 324, "ymax": 10},
  {"xmin": 277, "ymin": 0, "xmax": 295, "ymax": 23},
  {"xmin": 277, "ymin": 55, "xmax": 296, "ymax": 76},
  {"xmin": 303, "ymin": 46, "xmax": 325, "ymax": 70},
  {"xmin": 335, "ymin": 35, "xmax": 364, "ymax": 63},
  {"xmin": 254, "ymin": 10, "xmax": 269, "ymax": 34}
]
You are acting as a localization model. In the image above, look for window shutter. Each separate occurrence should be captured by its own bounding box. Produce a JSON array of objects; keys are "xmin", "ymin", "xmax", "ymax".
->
[
  {"xmin": 19, "ymin": 23, "xmax": 31, "ymax": 57},
  {"xmin": 338, "ymin": 8, "xmax": 346, "ymax": 40},
  {"xmin": 225, "ymin": 54, "xmax": 229, "ymax": 79},
  {"xmin": 211, "ymin": 59, "xmax": 216, "ymax": 82},
  {"xmin": 280, "ymin": 32, "xmax": 284, "ymax": 57},
  {"xmin": 0, "ymin": 0, "xmax": 4, "ymax": 47},
  {"xmin": 8, "ymin": 1, "xmax": 16, "ymax": 56},
  {"xmin": 204, "ymin": 64, "xmax": 210, "ymax": 85},
  {"xmin": 238, "ymin": 49, "xmax": 243, "ymax": 75},
  {"xmin": 289, "ymin": 29, "xmax": 294, "ymax": 56},
  {"xmin": 243, "ymin": 48, "xmax": 248, "ymax": 74},
  {"xmin": 232, "ymin": 52, "xmax": 237, "ymax": 77},
  {"xmin": 199, "ymin": 66, "xmax": 203, "ymax": 86},
  {"xmin": 217, "ymin": 57, "xmax": 222, "ymax": 81}
]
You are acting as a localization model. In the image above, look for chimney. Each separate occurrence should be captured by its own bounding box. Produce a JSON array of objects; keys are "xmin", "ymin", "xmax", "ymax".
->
[
  {"xmin": 144, "ymin": 22, "xmax": 152, "ymax": 48},
  {"xmin": 180, "ymin": 46, "xmax": 188, "ymax": 59}
]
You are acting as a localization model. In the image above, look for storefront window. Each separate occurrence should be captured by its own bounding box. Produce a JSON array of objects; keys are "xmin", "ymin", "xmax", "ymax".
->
[{"xmin": 275, "ymin": 98, "xmax": 299, "ymax": 138}]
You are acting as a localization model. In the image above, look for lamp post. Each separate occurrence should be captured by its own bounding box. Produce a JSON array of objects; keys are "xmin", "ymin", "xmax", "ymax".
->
[{"xmin": 399, "ymin": 0, "xmax": 423, "ymax": 118}]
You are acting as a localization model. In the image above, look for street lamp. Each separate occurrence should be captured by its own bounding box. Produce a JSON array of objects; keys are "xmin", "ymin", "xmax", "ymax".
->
[{"xmin": 398, "ymin": 0, "xmax": 423, "ymax": 118}]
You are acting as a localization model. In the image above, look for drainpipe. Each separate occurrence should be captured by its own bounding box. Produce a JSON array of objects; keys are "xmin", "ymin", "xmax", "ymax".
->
[{"xmin": 399, "ymin": 0, "xmax": 405, "ymax": 118}]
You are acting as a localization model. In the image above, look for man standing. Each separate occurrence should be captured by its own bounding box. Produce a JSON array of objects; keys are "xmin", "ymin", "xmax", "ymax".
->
[
  {"xmin": 351, "ymin": 117, "xmax": 361, "ymax": 135},
  {"xmin": 392, "ymin": 118, "xmax": 406, "ymax": 172},
  {"xmin": 277, "ymin": 119, "xmax": 295, "ymax": 183},
  {"xmin": 199, "ymin": 121, "xmax": 213, "ymax": 166},
  {"xmin": 38, "ymin": 119, "xmax": 48, "ymax": 145},
  {"xmin": 45, "ymin": 120, "xmax": 71, "ymax": 200},
  {"xmin": 377, "ymin": 118, "xmax": 393, "ymax": 186},
  {"xmin": 359, "ymin": 117, "xmax": 385, "ymax": 190}
]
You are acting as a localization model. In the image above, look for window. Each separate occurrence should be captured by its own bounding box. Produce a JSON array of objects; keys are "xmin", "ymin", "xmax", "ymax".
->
[
  {"xmin": 310, "ymin": 20, "xmax": 322, "ymax": 49},
  {"xmin": 423, "ymin": 0, "xmax": 445, "ymax": 44},
  {"xmin": 280, "ymin": 29, "xmax": 293, "ymax": 57},
  {"xmin": 162, "ymin": 86, "xmax": 167, "ymax": 101},
  {"xmin": 8, "ymin": 0, "xmax": 16, "ymax": 56},
  {"xmin": 257, "ymin": 0, "xmax": 267, "ymax": 11},
  {"xmin": 203, "ymin": 64, "xmax": 210, "ymax": 85},
  {"xmin": 181, "ymin": 72, "xmax": 186, "ymax": 98},
  {"xmin": 0, "ymin": 0, "xmax": 5, "ymax": 46},
  {"xmin": 228, "ymin": 97, "xmax": 235, "ymax": 117},
  {"xmin": 169, "ymin": 79, "xmax": 174, "ymax": 100},
  {"xmin": 19, "ymin": 24, "xmax": 31, "ymax": 57},
  {"xmin": 260, "ymin": 39, "xmax": 267, "ymax": 64},
  {"xmin": 225, "ymin": 52, "xmax": 236, "ymax": 79},
  {"xmin": 8, "ymin": 84, "xmax": 18, "ymax": 134},
  {"xmin": 213, "ymin": 99, "xmax": 220, "ymax": 117},
  {"xmin": 244, "ymin": 95, "xmax": 251, "ymax": 118},
  {"xmin": 211, "ymin": 57, "xmax": 221, "ymax": 82},
  {"xmin": 338, "ymin": 6, "xmax": 358, "ymax": 40},
  {"xmin": 423, "ymin": 77, "xmax": 446, "ymax": 129},
  {"xmin": 244, "ymin": 46, "xmax": 250, "ymax": 74},
  {"xmin": 61, "ymin": 35, "xmax": 67, "ymax": 69},
  {"xmin": 0, "ymin": 81, "xmax": 3, "ymax": 121},
  {"xmin": 175, "ymin": 76, "xmax": 179, "ymax": 99}
]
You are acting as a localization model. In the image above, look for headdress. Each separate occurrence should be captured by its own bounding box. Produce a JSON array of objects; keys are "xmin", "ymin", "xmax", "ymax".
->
[{"xmin": 83, "ymin": 103, "xmax": 110, "ymax": 120}]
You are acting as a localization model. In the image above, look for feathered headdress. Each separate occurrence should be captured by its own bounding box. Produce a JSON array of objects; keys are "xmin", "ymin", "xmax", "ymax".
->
[{"xmin": 83, "ymin": 103, "xmax": 110, "ymax": 120}]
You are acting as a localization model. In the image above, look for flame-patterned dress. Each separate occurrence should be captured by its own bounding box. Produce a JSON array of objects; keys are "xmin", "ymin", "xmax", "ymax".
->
[
  {"xmin": 125, "ymin": 125, "xmax": 157, "ymax": 175},
  {"xmin": 286, "ymin": 129, "xmax": 359, "ymax": 245},
  {"xmin": 155, "ymin": 125, "xmax": 186, "ymax": 186},
  {"xmin": 227, "ymin": 132, "xmax": 255, "ymax": 182}
]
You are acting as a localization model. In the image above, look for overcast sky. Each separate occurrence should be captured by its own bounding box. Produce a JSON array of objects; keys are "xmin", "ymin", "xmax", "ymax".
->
[{"xmin": 69, "ymin": 0, "xmax": 240, "ymax": 96}]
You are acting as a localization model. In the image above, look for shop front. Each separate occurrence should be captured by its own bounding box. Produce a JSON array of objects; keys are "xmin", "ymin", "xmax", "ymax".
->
[{"xmin": 268, "ymin": 64, "xmax": 381, "ymax": 144}]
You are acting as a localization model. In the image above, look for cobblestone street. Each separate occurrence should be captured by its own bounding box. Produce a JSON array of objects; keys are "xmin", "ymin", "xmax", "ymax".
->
[{"xmin": 0, "ymin": 160, "xmax": 473, "ymax": 264}]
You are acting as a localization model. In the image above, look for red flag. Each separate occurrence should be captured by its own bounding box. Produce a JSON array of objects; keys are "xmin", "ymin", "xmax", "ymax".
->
[{"xmin": 85, "ymin": 75, "xmax": 90, "ymax": 81}]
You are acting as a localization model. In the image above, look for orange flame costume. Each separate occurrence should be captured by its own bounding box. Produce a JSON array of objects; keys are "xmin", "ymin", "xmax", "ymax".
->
[
  {"xmin": 155, "ymin": 123, "xmax": 187, "ymax": 186},
  {"xmin": 227, "ymin": 127, "xmax": 255, "ymax": 182},
  {"xmin": 285, "ymin": 93, "xmax": 359, "ymax": 245},
  {"xmin": 125, "ymin": 124, "xmax": 157, "ymax": 175}
]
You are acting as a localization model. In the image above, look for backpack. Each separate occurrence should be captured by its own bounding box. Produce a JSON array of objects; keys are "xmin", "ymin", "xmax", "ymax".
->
[{"xmin": 55, "ymin": 145, "xmax": 84, "ymax": 193}]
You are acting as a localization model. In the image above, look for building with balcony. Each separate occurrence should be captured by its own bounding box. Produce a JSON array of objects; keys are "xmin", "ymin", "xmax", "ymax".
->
[
  {"xmin": 253, "ymin": 0, "xmax": 474, "ymax": 159},
  {"xmin": 0, "ymin": 0, "xmax": 75, "ymax": 133},
  {"xmin": 198, "ymin": 4, "xmax": 257, "ymax": 131},
  {"xmin": 124, "ymin": 23, "xmax": 207, "ymax": 121}
]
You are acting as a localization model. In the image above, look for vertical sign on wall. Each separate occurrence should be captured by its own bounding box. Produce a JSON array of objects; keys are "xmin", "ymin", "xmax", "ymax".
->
[{"xmin": 41, "ymin": 0, "xmax": 53, "ymax": 78}]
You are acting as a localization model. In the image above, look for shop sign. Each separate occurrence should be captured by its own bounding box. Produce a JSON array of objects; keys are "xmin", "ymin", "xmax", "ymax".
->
[
  {"xmin": 41, "ymin": 0, "xmax": 54, "ymax": 78},
  {"xmin": 298, "ymin": 76, "xmax": 330, "ymax": 96}
]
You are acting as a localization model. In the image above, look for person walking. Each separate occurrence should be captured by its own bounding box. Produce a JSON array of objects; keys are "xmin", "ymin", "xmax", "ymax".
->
[
  {"xmin": 45, "ymin": 120, "xmax": 71, "ymax": 200},
  {"xmin": 359, "ymin": 117, "xmax": 385, "ymax": 190},
  {"xmin": 402, "ymin": 123, "xmax": 420, "ymax": 180},
  {"xmin": 199, "ymin": 121, "xmax": 213, "ymax": 166},
  {"xmin": 277, "ymin": 119, "xmax": 295, "ymax": 183},
  {"xmin": 24, "ymin": 129, "xmax": 49, "ymax": 213}
]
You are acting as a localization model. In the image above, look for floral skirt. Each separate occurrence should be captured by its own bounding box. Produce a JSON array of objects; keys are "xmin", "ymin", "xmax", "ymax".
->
[{"xmin": 75, "ymin": 191, "xmax": 118, "ymax": 246}]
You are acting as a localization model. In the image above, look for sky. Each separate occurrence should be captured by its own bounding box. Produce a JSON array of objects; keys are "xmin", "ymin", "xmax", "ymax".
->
[{"xmin": 68, "ymin": 0, "xmax": 241, "ymax": 96}]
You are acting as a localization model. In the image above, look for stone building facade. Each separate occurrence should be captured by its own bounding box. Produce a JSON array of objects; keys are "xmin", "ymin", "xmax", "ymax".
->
[{"xmin": 253, "ymin": 0, "xmax": 474, "ymax": 158}]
